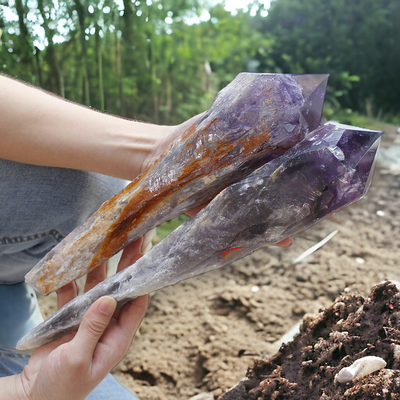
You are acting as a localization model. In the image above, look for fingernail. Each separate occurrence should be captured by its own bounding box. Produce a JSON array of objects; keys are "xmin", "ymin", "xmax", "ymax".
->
[{"xmin": 98, "ymin": 297, "xmax": 117, "ymax": 316}]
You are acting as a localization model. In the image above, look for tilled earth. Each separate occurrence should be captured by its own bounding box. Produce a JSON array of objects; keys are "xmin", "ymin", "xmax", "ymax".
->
[{"xmin": 221, "ymin": 281, "xmax": 400, "ymax": 400}]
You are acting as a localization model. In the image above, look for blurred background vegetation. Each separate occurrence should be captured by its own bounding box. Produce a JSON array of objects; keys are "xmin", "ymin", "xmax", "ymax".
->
[{"xmin": 1, "ymin": 0, "xmax": 399, "ymax": 127}]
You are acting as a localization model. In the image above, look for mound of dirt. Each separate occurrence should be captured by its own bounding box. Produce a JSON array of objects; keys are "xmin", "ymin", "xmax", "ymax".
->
[{"xmin": 220, "ymin": 281, "xmax": 400, "ymax": 399}]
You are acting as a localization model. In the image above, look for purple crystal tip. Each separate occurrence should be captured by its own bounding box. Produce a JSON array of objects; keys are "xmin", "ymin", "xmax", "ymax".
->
[
  {"xmin": 320, "ymin": 121, "xmax": 382, "ymax": 200},
  {"xmin": 292, "ymin": 74, "xmax": 329, "ymax": 131}
]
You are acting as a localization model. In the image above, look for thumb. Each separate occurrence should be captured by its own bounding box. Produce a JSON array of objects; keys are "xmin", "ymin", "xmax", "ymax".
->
[{"xmin": 73, "ymin": 296, "xmax": 117, "ymax": 359}]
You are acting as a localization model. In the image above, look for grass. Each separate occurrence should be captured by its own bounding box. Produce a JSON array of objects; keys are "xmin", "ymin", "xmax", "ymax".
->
[
  {"xmin": 331, "ymin": 110, "xmax": 398, "ymax": 133},
  {"xmin": 154, "ymin": 214, "xmax": 191, "ymax": 243}
]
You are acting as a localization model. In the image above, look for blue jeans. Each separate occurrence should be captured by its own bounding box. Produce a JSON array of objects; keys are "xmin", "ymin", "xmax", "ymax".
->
[{"xmin": 0, "ymin": 159, "xmax": 138, "ymax": 399}]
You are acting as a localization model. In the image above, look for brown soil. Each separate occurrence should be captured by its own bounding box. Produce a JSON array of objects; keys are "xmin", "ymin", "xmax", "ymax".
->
[
  {"xmin": 220, "ymin": 281, "xmax": 400, "ymax": 400},
  {"xmin": 38, "ymin": 122, "xmax": 400, "ymax": 400}
]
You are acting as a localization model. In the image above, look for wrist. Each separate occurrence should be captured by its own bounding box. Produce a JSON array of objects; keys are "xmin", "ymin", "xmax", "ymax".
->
[
  {"xmin": 0, "ymin": 374, "xmax": 28, "ymax": 400},
  {"xmin": 107, "ymin": 119, "xmax": 175, "ymax": 180}
]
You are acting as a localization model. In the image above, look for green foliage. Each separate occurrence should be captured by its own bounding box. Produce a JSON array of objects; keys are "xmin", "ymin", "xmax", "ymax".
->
[
  {"xmin": 0, "ymin": 0, "xmax": 277, "ymax": 124},
  {"xmin": 260, "ymin": 0, "xmax": 400, "ymax": 119},
  {"xmin": 155, "ymin": 214, "xmax": 190, "ymax": 243},
  {"xmin": 0, "ymin": 0, "xmax": 399, "ymax": 124},
  {"xmin": 329, "ymin": 110, "xmax": 395, "ymax": 135}
]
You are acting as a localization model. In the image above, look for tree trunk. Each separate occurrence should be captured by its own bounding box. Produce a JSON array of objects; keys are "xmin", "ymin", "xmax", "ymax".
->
[
  {"xmin": 37, "ymin": 0, "xmax": 64, "ymax": 96},
  {"xmin": 116, "ymin": 35, "xmax": 124, "ymax": 115},
  {"xmin": 74, "ymin": 0, "xmax": 90, "ymax": 106},
  {"xmin": 95, "ymin": 25, "xmax": 104, "ymax": 111},
  {"xmin": 34, "ymin": 47, "xmax": 43, "ymax": 87},
  {"xmin": 15, "ymin": 0, "xmax": 35, "ymax": 80}
]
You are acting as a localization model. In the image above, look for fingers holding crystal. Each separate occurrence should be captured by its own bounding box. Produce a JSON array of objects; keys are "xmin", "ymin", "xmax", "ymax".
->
[
  {"xmin": 57, "ymin": 281, "xmax": 78, "ymax": 309},
  {"xmin": 85, "ymin": 261, "xmax": 108, "ymax": 292},
  {"xmin": 117, "ymin": 237, "xmax": 144, "ymax": 273}
]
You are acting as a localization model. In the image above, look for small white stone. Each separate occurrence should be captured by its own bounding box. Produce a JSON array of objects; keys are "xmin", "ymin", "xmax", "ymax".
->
[
  {"xmin": 335, "ymin": 368, "xmax": 354, "ymax": 383},
  {"xmin": 355, "ymin": 257, "xmax": 365, "ymax": 264},
  {"xmin": 335, "ymin": 356, "xmax": 387, "ymax": 383},
  {"xmin": 376, "ymin": 210, "xmax": 385, "ymax": 217},
  {"xmin": 251, "ymin": 286, "xmax": 259, "ymax": 293}
]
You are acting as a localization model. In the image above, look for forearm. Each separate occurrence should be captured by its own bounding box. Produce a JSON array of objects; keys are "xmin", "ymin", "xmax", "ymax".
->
[
  {"xmin": 0, "ymin": 375, "xmax": 25, "ymax": 400},
  {"xmin": 0, "ymin": 75, "xmax": 172, "ymax": 180}
]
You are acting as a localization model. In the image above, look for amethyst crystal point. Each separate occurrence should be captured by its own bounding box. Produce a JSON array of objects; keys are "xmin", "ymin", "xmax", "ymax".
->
[
  {"xmin": 17, "ymin": 121, "xmax": 382, "ymax": 350},
  {"xmin": 292, "ymin": 74, "xmax": 329, "ymax": 130},
  {"xmin": 25, "ymin": 72, "xmax": 328, "ymax": 295}
]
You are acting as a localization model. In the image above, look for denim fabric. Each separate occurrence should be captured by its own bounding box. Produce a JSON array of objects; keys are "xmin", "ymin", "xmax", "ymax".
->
[
  {"xmin": 0, "ymin": 158, "xmax": 128, "ymax": 284},
  {"xmin": 0, "ymin": 283, "xmax": 44, "ymax": 348},
  {"xmin": 0, "ymin": 158, "xmax": 138, "ymax": 399},
  {"xmin": 0, "ymin": 347, "xmax": 139, "ymax": 400}
]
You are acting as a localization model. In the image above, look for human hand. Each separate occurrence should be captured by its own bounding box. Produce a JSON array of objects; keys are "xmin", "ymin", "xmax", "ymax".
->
[{"xmin": 14, "ymin": 238, "xmax": 148, "ymax": 400}]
